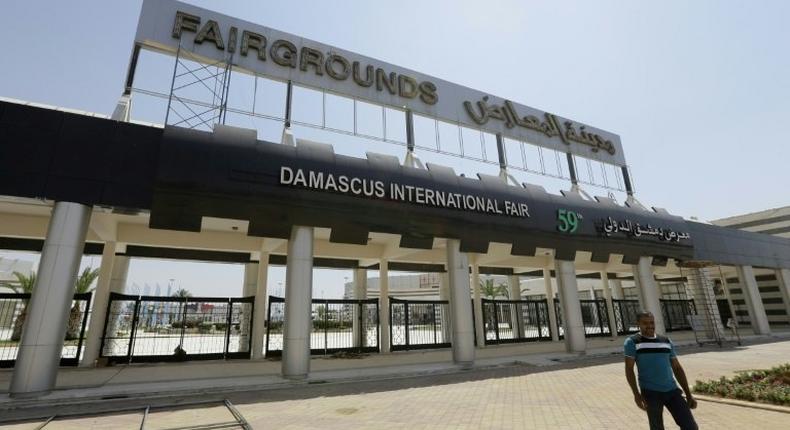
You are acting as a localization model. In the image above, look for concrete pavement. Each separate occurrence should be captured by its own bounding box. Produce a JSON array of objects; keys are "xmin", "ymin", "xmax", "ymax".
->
[{"xmin": 1, "ymin": 331, "xmax": 789, "ymax": 428}]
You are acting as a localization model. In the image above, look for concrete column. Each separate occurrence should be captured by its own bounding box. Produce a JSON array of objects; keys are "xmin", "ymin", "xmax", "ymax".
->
[
  {"xmin": 736, "ymin": 265, "xmax": 771, "ymax": 335},
  {"xmin": 611, "ymin": 279, "xmax": 624, "ymax": 300},
  {"xmin": 471, "ymin": 263, "xmax": 485, "ymax": 347},
  {"xmin": 719, "ymin": 274, "xmax": 737, "ymax": 325},
  {"xmin": 80, "ymin": 242, "xmax": 116, "ymax": 367},
  {"xmin": 600, "ymin": 272, "xmax": 618, "ymax": 338},
  {"xmin": 240, "ymin": 262, "xmax": 258, "ymax": 355},
  {"xmin": 103, "ymin": 255, "xmax": 129, "ymax": 345},
  {"xmin": 11, "ymin": 202, "xmax": 92, "ymax": 397},
  {"xmin": 775, "ymin": 269, "xmax": 790, "ymax": 325},
  {"xmin": 379, "ymin": 259, "xmax": 390, "ymax": 353},
  {"xmin": 543, "ymin": 269, "xmax": 559, "ymax": 341},
  {"xmin": 507, "ymin": 274, "xmax": 522, "ymax": 338},
  {"xmin": 251, "ymin": 252, "xmax": 269, "ymax": 359},
  {"xmin": 352, "ymin": 268, "xmax": 367, "ymax": 348},
  {"xmin": 439, "ymin": 271, "xmax": 451, "ymax": 343},
  {"xmin": 632, "ymin": 257, "xmax": 666, "ymax": 334},
  {"xmin": 555, "ymin": 260, "xmax": 585, "ymax": 353},
  {"xmin": 109, "ymin": 255, "xmax": 129, "ymax": 294},
  {"xmin": 447, "ymin": 239, "xmax": 475, "ymax": 366},
  {"xmin": 685, "ymin": 267, "xmax": 725, "ymax": 339},
  {"xmin": 282, "ymin": 226, "xmax": 314, "ymax": 379}
]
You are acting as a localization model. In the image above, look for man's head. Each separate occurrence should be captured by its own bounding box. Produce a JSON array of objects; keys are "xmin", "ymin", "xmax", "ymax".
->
[{"xmin": 637, "ymin": 311, "xmax": 656, "ymax": 337}]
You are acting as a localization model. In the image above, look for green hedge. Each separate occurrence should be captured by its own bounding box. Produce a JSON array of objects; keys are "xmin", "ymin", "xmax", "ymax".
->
[{"xmin": 693, "ymin": 363, "xmax": 790, "ymax": 406}]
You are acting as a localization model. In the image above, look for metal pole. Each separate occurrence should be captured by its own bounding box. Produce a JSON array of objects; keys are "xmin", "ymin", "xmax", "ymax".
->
[
  {"xmin": 284, "ymin": 80, "xmax": 293, "ymax": 128},
  {"xmin": 164, "ymin": 45, "xmax": 182, "ymax": 127},
  {"xmin": 224, "ymin": 298, "xmax": 233, "ymax": 358},
  {"xmin": 124, "ymin": 44, "xmax": 142, "ymax": 96},
  {"xmin": 566, "ymin": 153, "xmax": 578, "ymax": 185},
  {"xmin": 496, "ymin": 133, "xmax": 506, "ymax": 168},
  {"xmin": 621, "ymin": 166, "xmax": 634, "ymax": 195},
  {"xmin": 405, "ymin": 110, "xmax": 415, "ymax": 152},
  {"xmin": 127, "ymin": 297, "xmax": 142, "ymax": 364}
]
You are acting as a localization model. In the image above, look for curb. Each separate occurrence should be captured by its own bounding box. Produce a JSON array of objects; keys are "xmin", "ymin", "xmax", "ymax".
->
[{"xmin": 695, "ymin": 394, "xmax": 790, "ymax": 414}]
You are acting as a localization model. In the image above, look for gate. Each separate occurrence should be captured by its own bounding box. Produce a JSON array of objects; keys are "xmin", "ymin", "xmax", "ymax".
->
[
  {"xmin": 481, "ymin": 299, "xmax": 551, "ymax": 345},
  {"xmin": 660, "ymin": 299, "xmax": 696, "ymax": 331},
  {"xmin": 100, "ymin": 293, "xmax": 254, "ymax": 364},
  {"xmin": 613, "ymin": 299, "xmax": 640, "ymax": 335},
  {"xmin": 0, "ymin": 292, "xmax": 92, "ymax": 368},
  {"xmin": 265, "ymin": 296, "xmax": 379, "ymax": 357},
  {"xmin": 390, "ymin": 298, "xmax": 450, "ymax": 351},
  {"xmin": 554, "ymin": 298, "xmax": 611, "ymax": 338}
]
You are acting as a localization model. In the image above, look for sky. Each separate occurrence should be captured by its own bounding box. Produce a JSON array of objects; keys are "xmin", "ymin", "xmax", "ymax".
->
[{"xmin": 1, "ymin": 0, "xmax": 788, "ymax": 297}]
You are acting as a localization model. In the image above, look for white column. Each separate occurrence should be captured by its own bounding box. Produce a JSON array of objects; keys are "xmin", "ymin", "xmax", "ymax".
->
[
  {"xmin": 736, "ymin": 265, "xmax": 771, "ymax": 335},
  {"xmin": 240, "ymin": 262, "xmax": 258, "ymax": 356},
  {"xmin": 471, "ymin": 263, "xmax": 485, "ymax": 347},
  {"xmin": 611, "ymin": 279, "xmax": 624, "ymax": 300},
  {"xmin": 439, "ymin": 271, "xmax": 451, "ymax": 343},
  {"xmin": 555, "ymin": 260, "xmax": 585, "ymax": 353},
  {"xmin": 775, "ymin": 269, "xmax": 790, "ymax": 325},
  {"xmin": 543, "ymin": 269, "xmax": 559, "ymax": 341},
  {"xmin": 282, "ymin": 226, "xmax": 314, "ymax": 379},
  {"xmin": 600, "ymin": 272, "xmax": 618, "ymax": 338},
  {"xmin": 508, "ymin": 274, "xmax": 522, "ymax": 338},
  {"xmin": 632, "ymin": 257, "xmax": 666, "ymax": 334},
  {"xmin": 251, "ymin": 252, "xmax": 269, "ymax": 359},
  {"xmin": 103, "ymin": 255, "xmax": 130, "ymax": 345},
  {"xmin": 352, "ymin": 268, "xmax": 367, "ymax": 348},
  {"xmin": 379, "ymin": 259, "xmax": 390, "ymax": 353},
  {"xmin": 719, "ymin": 274, "xmax": 737, "ymax": 325},
  {"xmin": 11, "ymin": 202, "xmax": 92, "ymax": 397},
  {"xmin": 80, "ymin": 242, "xmax": 116, "ymax": 367},
  {"xmin": 447, "ymin": 239, "xmax": 475, "ymax": 366}
]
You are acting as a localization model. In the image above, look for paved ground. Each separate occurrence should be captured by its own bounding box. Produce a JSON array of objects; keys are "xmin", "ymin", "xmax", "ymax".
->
[{"xmin": 1, "ymin": 340, "xmax": 789, "ymax": 429}]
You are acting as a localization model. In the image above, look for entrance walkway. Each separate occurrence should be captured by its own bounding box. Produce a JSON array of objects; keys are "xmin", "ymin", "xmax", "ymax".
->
[{"xmin": 1, "ymin": 331, "xmax": 789, "ymax": 428}]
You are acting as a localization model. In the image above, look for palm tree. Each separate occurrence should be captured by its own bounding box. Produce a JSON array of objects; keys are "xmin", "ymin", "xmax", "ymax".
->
[
  {"xmin": 480, "ymin": 278, "xmax": 509, "ymax": 299},
  {"xmin": 9, "ymin": 271, "xmax": 36, "ymax": 341},
  {"xmin": 66, "ymin": 267, "xmax": 100, "ymax": 340},
  {"xmin": 172, "ymin": 288, "xmax": 192, "ymax": 298}
]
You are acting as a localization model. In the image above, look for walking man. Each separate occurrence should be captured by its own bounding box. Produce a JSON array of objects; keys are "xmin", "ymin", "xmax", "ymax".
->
[{"xmin": 624, "ymin": 311, "xmax": 698, "ymax": 430}]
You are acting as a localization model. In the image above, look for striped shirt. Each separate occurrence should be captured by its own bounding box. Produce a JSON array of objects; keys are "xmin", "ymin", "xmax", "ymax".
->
[{"xmin": 624, "ymin": 333, "xmax": 678, "ymax": 392}]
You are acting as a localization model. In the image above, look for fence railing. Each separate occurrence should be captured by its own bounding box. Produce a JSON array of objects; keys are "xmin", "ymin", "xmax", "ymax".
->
[
  {"xmin": 0, "ymin": 292, "xmax": 92, "ymax": 368},
  {"xmin": 265, "ymin": 296, "xmax": 379, "ymax": 357},
  {"xmin": 481, "ymin": 299, "xmax": 551, "ymax": 345},
  {"xmin": 612, "ymin": 299, "xmax": 640, "ymax": 335},
  {"xmin": 100, "ymin": 293, "xmax": 254, "ymax": 364},
  {"xmin": 390, "ymin": 298, "xmax": 451, "ymax": 351},
  {"xmin": 660, "ymin": 299, "xmax": 696, "ymax": 331},
  {"xmin": 553, "ymin": 298, "xmax": 612, "ymax": 338}
]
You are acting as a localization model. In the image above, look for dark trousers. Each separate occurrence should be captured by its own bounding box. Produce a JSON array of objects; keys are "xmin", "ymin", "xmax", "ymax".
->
[{"xmin": 642, "ymin": 388, "xmax": 698, "ymax": 430}]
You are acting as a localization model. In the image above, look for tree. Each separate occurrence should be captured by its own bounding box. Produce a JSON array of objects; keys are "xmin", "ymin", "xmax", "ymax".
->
[
  {"xmin": 66, "ymin": 267, "xmax": 100, "ymax": 340},
  {"xmin": 480, "ymin": 278, "xmax": 509, "ymax": 299},
  {"xmin": 9, "ymin": 271, "xmax": 36, "ymax": 341},
  {"xmin": 172, "ymin": 288, "xmax": 192, "ymax": 298}
]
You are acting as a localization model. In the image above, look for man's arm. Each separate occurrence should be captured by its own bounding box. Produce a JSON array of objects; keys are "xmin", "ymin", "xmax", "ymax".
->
[
  {"xmin": 625, "ymin": 357, "xmax": 646, "ymax": 410},
  {"xmin": 671, "ymin": 358, "xmax": 697, "ymax": 409}
]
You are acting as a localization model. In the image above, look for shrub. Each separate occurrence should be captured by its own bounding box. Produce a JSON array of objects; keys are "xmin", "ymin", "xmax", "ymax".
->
[{"xmin": 693, "ymin": 363, "xmax": 790, "ymax": 406}]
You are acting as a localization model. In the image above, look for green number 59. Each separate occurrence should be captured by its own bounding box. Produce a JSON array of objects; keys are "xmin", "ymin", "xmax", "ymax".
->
[{"xmin": 557, "ymin": 209, "xmax": 580, "ymax": 233}]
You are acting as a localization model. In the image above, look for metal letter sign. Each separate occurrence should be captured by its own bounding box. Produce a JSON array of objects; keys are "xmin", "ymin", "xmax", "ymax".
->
[{"xmin": 134, "ymin": 0, "xmax": 626, "ymax": 166}]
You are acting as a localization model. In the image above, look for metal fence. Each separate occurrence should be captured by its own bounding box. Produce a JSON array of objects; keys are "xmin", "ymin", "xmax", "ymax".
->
[
  {"xmin": 265, "ymin": 296, "xmax": 379, "ymax": 357},
  {"xmin": 390, "ymin": 298, "xmax": 451, "ymax": 351},
  {"xmin": 100, "ymin": 293, "xmax": 254, "ymax": 364},
  {"xmin": 481, "ymin": 299, "xmax": 552, "ymax": 345},
  {"xmin": 660, "ymin": 299, "xmax": 696, "ymax": 331},
  {"xmin": 554, "ymin": 298, "xmax": 612, "ymax": 338},
  {"xmin": 612, "ymin": 299, "xmax": 640, "ymax": 335},
  {"xmin": 1, "ymin": 292, "xmax": 92, "ymax": 368}
]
